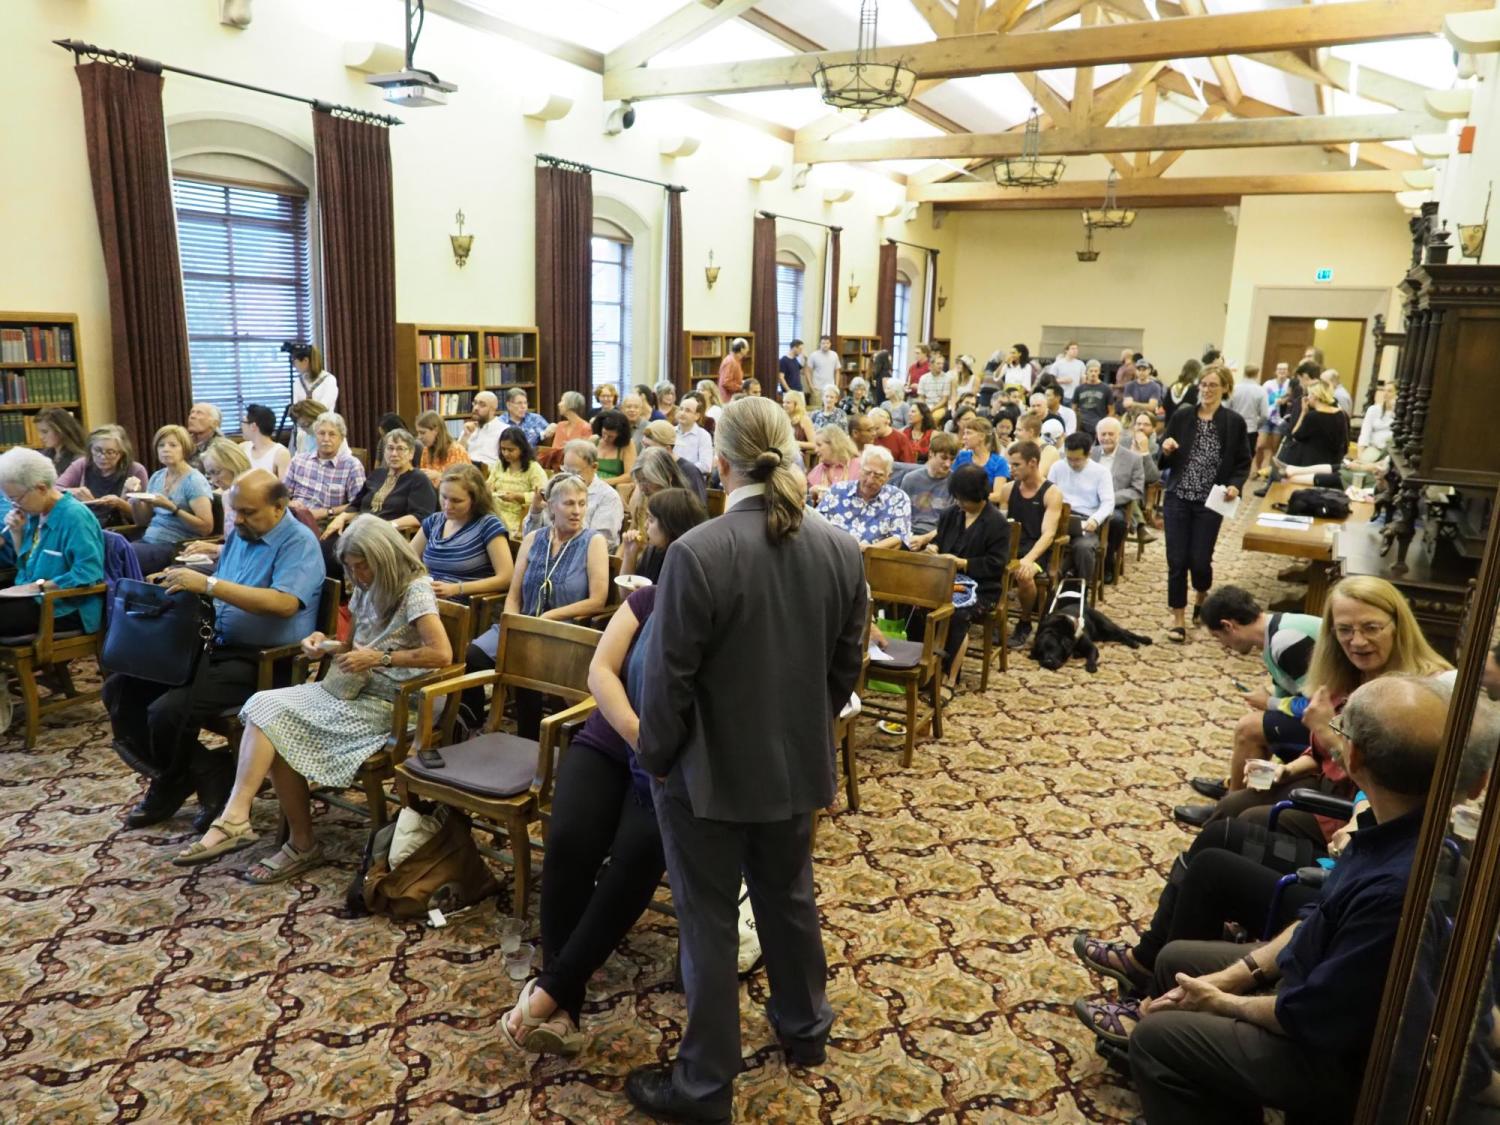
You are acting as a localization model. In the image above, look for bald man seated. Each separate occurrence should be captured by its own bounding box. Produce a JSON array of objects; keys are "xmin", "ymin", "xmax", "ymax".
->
[
  {"xmin": 105, "ymin": 470, "xmax": 327, "ymax": 833},
  {"xmin": 1121, "ymin": 675, "xmax": 1497, "ymax": 1124},
  {"xmin": 458, "ymin": 390, "xmax": 505, "ymax": 466}
]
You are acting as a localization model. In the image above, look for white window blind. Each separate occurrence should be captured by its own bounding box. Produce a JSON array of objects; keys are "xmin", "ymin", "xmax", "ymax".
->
[
  {"xmin": 173, "ymin": 177, "xmax": 312, "ymax": 431},
  {"xmin": 893, "ymin": 274, "xmax": 912, "ymax": 374},
  {"xmin": 591, "ymin": 234, "xmax": 633, "ymax": 394},
  {"xmin": 775, "ymin": 262, "xmax": 805, "ymax": 358}
]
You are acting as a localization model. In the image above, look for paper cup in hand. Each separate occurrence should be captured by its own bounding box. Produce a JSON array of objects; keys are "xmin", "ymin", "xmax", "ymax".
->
[{"xmin": 1245, "ymin": 759, "xmax": 1279, "ymax": 791}]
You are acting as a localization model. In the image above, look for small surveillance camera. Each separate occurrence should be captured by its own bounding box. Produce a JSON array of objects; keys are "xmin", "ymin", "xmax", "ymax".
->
[{"xmin": 604, "ymin": 101, "xmax": 636, "ymax": 135}]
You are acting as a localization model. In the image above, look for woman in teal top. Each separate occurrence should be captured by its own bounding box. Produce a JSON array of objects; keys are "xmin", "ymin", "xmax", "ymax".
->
[
  {"xmin": 0, "ymin": 447, "xmax": 106, "ymax": 636},
  {"xmin": 129, "ymin": 423, "xmax": 214, "ymax": 575}
]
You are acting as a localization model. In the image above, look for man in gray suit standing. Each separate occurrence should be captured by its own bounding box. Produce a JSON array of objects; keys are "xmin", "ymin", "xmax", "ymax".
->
[
  {"xmin": 1091, "ymin": 416, "xmax": 1146, "ymax": 583},
  {"xmin": 628, "ymin": 397, "xmax": 869, "ymax": 1123}
]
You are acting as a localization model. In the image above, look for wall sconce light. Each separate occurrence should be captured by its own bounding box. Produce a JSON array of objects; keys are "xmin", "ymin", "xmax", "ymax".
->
[
  {"xmin": 705, "ymin": 250, "xmax": 721, "ymax": 290},
  {"xmin": 937, "ymin": 287, "xmax": 948, "ymax": 311},
  {"xmin": 1460, "ymin": 184, "xmax": 1491, "ymax": 260},
  {"xmin": 450, "ymin": 209, "xmax": 474, "ymax": 268},
  {"xmin": 847, "ymin": 272, "xmax": 860, "ymax": 302}
]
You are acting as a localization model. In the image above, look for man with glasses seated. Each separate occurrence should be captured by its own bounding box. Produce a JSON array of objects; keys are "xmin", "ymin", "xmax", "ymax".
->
[{"xmin": 815, "ymin": 444, "xmax": 911, "ymax": 552}]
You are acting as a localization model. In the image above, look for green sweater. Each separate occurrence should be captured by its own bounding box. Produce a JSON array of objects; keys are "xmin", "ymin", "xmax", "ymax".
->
[{"xmin": 1, "ymin": 492, "xmax": 106, "ymax": 632}]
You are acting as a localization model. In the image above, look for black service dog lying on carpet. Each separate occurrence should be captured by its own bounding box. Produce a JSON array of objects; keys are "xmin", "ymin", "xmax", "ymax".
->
[{"xmin": 1031, "ymin": 603, "xmax": 1153, "ymax": 673}]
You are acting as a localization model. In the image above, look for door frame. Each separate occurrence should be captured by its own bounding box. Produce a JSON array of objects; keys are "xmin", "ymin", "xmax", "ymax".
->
[{"xmin": 1243, "ymin": 286, "xmax": 1393, "ymax": 407}]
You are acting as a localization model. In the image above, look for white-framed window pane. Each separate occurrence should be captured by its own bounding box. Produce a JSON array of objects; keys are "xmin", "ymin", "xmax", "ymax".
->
[
  {"xmin": 174, "ymin": 176, "xmax": 312, "ymax": 430},
  {"xmin": 776, "ymin": 263, "xmax": 805, "ymax": 359},
  {"xmin": 893, "ymin": 277, "xmax": 912, "ymax": 375},
  {"xmin": 590, "ymin": 234, "xmax": 633, "ymax": 394}
]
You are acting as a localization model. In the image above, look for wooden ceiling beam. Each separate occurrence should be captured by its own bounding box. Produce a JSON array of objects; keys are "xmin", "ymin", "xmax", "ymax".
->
[
  {"xmin": 955, "ymin": 0, "xmax": 982, "ymax": 36},
  {"xmin": 795, "ymin": 110, "xmax": 1435, "ymax": 162},
  {"xmin": 1135, "ymin": 79, "xmax": 1158, "ymax": 172},
  {"xmin": 909, "ymin": 0, "xmax": 958, "ymax": 37},
  {"xmin": 1317, "ymin": 54, "xmax": 1433, "ymax": 113},
  {"xmin": 603, "ymin": 0, "xmax": 1484, "ymax": 100},
  {"xmin": 1089, "ymin": 60, "xmax": 1169, "ymax": 126},
  {"xmin": 603, "ymin": 0, "xmax": 761, "ymax": 72},
  {"xmin": 909, "ymin": 170, "xmax": 1409, "ymax": 204}
]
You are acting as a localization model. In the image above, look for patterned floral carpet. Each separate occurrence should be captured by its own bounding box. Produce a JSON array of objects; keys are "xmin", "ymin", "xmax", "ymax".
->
[{"xmin": 0, "ymin": 505, "xmax": 1294, "ymax": 1123}]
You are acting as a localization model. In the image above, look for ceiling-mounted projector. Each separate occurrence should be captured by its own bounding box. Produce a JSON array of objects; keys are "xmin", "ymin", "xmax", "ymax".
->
[
  {"xmin": 366, "ymin": 68, "xmax": 457, "ymax": 108},
  {"xmin": 365, "ymin": 0, "xmax": 456, "ymax": 108}
]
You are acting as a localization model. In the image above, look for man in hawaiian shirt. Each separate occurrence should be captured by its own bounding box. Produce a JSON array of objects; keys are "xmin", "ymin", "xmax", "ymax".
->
[{"xmin": 815, "ymin": 444, "xmax": 911, "ymax": 551}]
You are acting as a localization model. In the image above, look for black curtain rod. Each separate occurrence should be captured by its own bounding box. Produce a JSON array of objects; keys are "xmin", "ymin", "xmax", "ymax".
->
[
  {"xmin": 536, "ymin": 153, "xmax": 686, "ymax": 193},
  {"xmin": 886, "ymin": 237, "xmax": 939, "ymax": 254},
  {"xmin": 759, "ymin": 210, "xmax": 842, "ymax": 233},
  {"xmin": 54, "ymin": 39, "xmax": 401, "ymax": 126}
]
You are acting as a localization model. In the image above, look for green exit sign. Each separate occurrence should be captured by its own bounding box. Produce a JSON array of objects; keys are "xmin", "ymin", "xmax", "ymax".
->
[{"xmin": 1315, "ymin": 268, "xmax": 1334, "ymax": 283}]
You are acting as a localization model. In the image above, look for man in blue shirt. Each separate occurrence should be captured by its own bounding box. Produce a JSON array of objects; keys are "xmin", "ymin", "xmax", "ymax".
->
[
  {"xmin": 1128, "ymin": 675, "xmax": 1483, "ymax": 1124},
  {"xmin": 105, "ymin": 470, "xmax": 326, "ymax": 833}
]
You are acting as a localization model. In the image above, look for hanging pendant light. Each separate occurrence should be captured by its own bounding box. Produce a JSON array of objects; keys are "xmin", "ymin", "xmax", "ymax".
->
[
  {"xmin": 995, "ymin": 106, "xmax": 1067, "ymax": 190},
  {"xmin": 1076, "ymin": 222, "xmax": 1101, "ymax": 262},
  {"xmin": 813, "ymin": 0, "xmax": 916, "ymax": 115},
  {"xmin": 1083, "ymin": 169, "xmax": 1137, "ymax": 229}
]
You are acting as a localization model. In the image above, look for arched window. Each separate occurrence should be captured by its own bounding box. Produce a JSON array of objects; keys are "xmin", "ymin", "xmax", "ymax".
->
[
  {"xmin": 893, "ymin": 270, "xmax": 913, "ymax": 375},
  {"xmin": 591, "ymin": 219, "xmax": 634, "ymax": 394},
  {"xmin": 775, "ymin": 250, "xmax": 806, "ymax": 359}
]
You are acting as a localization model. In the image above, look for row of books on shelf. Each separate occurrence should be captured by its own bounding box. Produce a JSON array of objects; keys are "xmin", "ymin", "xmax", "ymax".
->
[
  {"xmin": 423, "ymin": 390, "xmax": 474, "ymax": 415},
  {"xmin": 482, "ymin": 362, "xmax": 534, "ymax": 388},
  {"xmin": 0, "ymin": 326, "xmax": 75, "ymax": 364},
  {"xmin": 690, "ymin": 358, "xmax": 722, "ymax": 378},
  {"xmin": 417, "ymin": 333, "xmax": 474, "ymax": 360},
  {"xmin": 485, "ymin": 333, "xmax": 530, "ymax": 359},
  {"xmin": 419, "ymin": 363, "xmax": 477, "ymax": 389},
  {"xmin": 689, "ymin": 338, "xmax": 728, "ymax": 358},
  {"xmin": 0, "ymin": 367, "xmax": 79, "ymax": 404},
  {"xmin": 0, "ymin": 413, "xmax": 42, "ymax": 447}
]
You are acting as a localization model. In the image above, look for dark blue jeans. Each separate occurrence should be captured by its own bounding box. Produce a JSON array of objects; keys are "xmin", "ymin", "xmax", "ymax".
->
[{"xmin": 1163, "ymin": 491, "xmax": 1223, "ymax": 610}]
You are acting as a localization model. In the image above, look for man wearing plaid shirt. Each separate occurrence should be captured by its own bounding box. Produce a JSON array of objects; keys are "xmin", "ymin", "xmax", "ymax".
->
[{"xmin": 283, "ymin": 411, "xmax": 365, "ymax": 523}]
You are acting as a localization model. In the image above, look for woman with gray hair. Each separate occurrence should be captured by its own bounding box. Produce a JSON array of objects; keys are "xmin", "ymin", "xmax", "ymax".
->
[
  {"xmin": 0, "ymin": 447, "xmax": 106, "ymax": 637},
  {"xmin": 320, "ymin": 427, "xmax": 436, "ymax": 550},
  {"xmin": 174, "ymin": 515, "xmax": 451, "ymax": 877}
]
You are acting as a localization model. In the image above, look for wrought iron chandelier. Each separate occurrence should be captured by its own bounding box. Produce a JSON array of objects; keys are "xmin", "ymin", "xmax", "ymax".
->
[
  {"xmin": 995, "ymin": 106, "xmax": 1066, "ymax": 190},
  {"xmin": 1076, "ymin": 222, "xmax": 1100, "ymax": 262},
  {"xmin": 813, "ymin": 0, "xmax": 916, "ymax": 115},
  {"xmin": 1083, "ymin": 169, "xmax": 1137, "ymax": 229}
]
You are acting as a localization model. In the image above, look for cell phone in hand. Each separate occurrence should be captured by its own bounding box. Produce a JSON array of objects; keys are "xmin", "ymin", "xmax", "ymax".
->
[{"xmin": 1232, "ymin": 678, "xmax": 1250, "ymax": 693}]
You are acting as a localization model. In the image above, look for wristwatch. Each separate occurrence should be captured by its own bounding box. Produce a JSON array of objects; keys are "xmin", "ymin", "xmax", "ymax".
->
[
  {"xmin": 205, "ymin": 575, "xmax": 218, "ymax": 597},
  {"xmin": 381, "ymin": 651, "xmax": 393, "ymax": 667}
]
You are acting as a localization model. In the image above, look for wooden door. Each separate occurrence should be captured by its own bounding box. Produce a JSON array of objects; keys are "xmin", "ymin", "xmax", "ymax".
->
[{"xmin": 1262, "ymin": 317, "xmax": 1316, "ymax": 375}]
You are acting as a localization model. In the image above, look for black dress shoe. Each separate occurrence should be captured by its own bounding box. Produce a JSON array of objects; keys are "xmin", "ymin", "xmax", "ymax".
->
[
  {"xmin": 1190, "ymin": 777, "xmax": 1228, "ymax": 800},
  {"xmin": 766, "ymin": 1007, "xmax": 827, "ymax": 1067},
  {"xmin": 125, "ymin": 777, "xmax": 190, "ymax": 828},
  {"xmin": 112, "ymin": 737, "xmax": 162, "ymax": 780},
  {"xmin": 1173, "ymin": 804, "xmax": 1215, "ymax": 829},
  {"xmin": 625, "ymin": 1065, "xmax": 731, "ymax": 1124}
]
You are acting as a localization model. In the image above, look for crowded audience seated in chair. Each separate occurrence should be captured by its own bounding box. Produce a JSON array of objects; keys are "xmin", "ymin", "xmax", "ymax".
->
[
  {"xmin": 105, "ymin": 470, "xmax": 325, "ymax": 833},
  {"xmin": 0, "ymin": 448, "xmax": 105, "ymax": 638},
  {"xmin": 466, "ymin": 473, "xmax": 610, "ymax": 738},
  {"xmin": 456, "ymin": 390, "xmax": 505, "ymax": 467},
  {"xmin": 591, "ymin": 409, "xmax": 635, "ymax": 483},
  {"xmin": 521, "ymin": 439, "xmax": 624, "ymax": 550},
  {"xmin": 58, "ymin": 424, "xmax": 148, "ymax": 524},
  {"xmin": 487, "ymin": 426, "xmax": 548, "ymax": 537},
  {"xmin": 504, "ymin": 486, "xmax": 708, "ymax": 1058},
  {"xmin": 674, "ymin": 395, "xmax": 714, "ymax": 476},
  {"xmin": 185, "ymin": 402, "xmax": 223, "ymax": 470},
  {"xmin": 283, "ymin": 411, "xmax": 366, "ymax": 527},
  {"xmin": 503, "ymin": 387, "xmax": 550, "ymax": 450},
  {"xmin": 174, "ymin": 515, "xmax": 449, "ymax": 879},
  {"xmin": 901, "ymin": 431, "xmax": 959, "ymax": 536},
  {"xmin": 410, "ymin": 464, "xmax": 513, "ymax": 602},
  {"xmin": 953, "ymin": 415, "xmax": 1011, "ymax": 499},
  {"xmin": 1048, "ymin": 432, "xmax": 1114, "ymax": 584},
  {"xmin": 810, "ymin": 384, "xmax": 848, "ymax": 433},
  {"xmin": 126, "ymin": 424, "xmax": 216, "ymax": 575},
  {"xmin": 1177, "ymin": 575, "xmax": 1451, "ymax": 833},
  {"xmin": 201, "ymin": 438, "xmax": 252, "ymax": 537},
  {"xmin": 1090, "ymin": 417, "xmax": 1144, "ymax": 583},
  {"xmin": 33, "ymin": 407, "xmax": 87, "ymax": 479},
  {"xmin": 319, "ymin": 427, "xmax": 437, "ymax": 567},
  {"xmin": 414, "ymin": 409, "xmax": 471, "ymax": 483},
  {"xmin": 238, "ymin": 403, "xmax": 291, "ymax": 478},
  {"xmin": 997, "ymin": 440, "xmax": 1063, "ymax": 651},
  {"xmin": 815, "ymin": 445, "xmax": 911, "ymax": 551},
  {"xmin": 637, "ymin": 421, "xmax": 708, "ymax": 503}
]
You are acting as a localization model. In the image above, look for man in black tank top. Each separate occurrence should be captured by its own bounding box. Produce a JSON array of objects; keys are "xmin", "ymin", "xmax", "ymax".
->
[{"xmin": 999, "ymin": 439, "xmax": 1064, "ymax": 649}]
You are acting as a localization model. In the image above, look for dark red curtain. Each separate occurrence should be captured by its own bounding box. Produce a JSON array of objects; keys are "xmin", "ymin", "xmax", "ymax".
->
[
  {"xmin": 749, "ymin": 215, "xmax": 777, "ymax": 386},
  {"xmin": 535, "ymin": 164, "xmax": 593, "ymax": 406},
  {"xmin": 666, "ymin": 188, "xmax": 685, "ymax": 391},
  {"xmin": 876, "ymin": 241, "xmax": 898, "ymax": 350},
  {"xmin": 75, "ymin": 61, "xmax": 192, "ymax": 451},
  {"xmin": 313, "ymin": 109, "xmax": 396, "ymax": 455},
  {"xmin": 826, "ymin": 227, "xmax": 841, "ymax": 345}
]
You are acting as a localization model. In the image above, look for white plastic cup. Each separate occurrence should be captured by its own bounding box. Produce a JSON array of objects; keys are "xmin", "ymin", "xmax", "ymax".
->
[
  {"xmin": 505, "ymin": 943, "xmax": 534, "ymax": 981},
  {"xmin": 498, "ymin": 915, "xmax": 525, "ymax": 954},
  {"xmin": 1245, "ymin": 759, "xmax": 1279, "ymax": 791}
]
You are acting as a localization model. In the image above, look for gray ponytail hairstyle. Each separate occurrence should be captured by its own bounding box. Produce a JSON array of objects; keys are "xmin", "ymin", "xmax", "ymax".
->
[{"xmin": 713, "ymin": 397, "xmax": 806, "ymax": 543}]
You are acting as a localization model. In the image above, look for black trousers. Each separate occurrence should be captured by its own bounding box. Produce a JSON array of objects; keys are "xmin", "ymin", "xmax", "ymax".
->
[
  {"xmin": 103, "ymin": 649, "xmax": 259, "ymax": 803},
  {"xmin": 1131, "ymin": 940, "xmax": 1360, "ymax": 1123},
  {"xmin": 1206, "ymin": 776, "xmax": 1346, "ymax": 850},
  {"xmin": 910, "ymin": 599, "xmax": 996, "ymax": 675},
  {"xmin": 0, "ymin": 599, "xmax": 78, "ymax": 638},
  {"xmin": 654, "ymin": 788, "xmax": 830, "ymax": 1112},
  {"xmin": 130, "ymin": 539, "xmax": 182, "ymax": 576},
  {"xmin": 537, "ymin": 743, "xmax": 665, "ymax": 1023},
  {"xmin": 462, "ymin": 641, "xmax": 543, "ymax": 740},
  {"xmin": 1105, "ymin": 507, "xmax": 1129, "ymax": 570},
  {"xmin": 1133, "ymin": 818, "xmax": 1320, "ymax": 969},
  {"xmin": 1162, "ymin": 492, "xmax": 1223, "ymax": 610}
]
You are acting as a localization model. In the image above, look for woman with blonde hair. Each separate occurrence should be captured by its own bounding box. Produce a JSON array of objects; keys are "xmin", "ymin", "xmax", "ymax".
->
[
  {"xmin": 694, "ymin": 380, "xmax": 724, "ymax": 423},
  {"xmin": 782, "ymin": 391, "xmax": 818, "ymax": 454},
  {"xmin": 805, "ymin": 424, "xmax": 860, "ymax": 502},
  {"xmin": 415, "ymin": 409, "xmax": 471, "ymax": 482},
  {"xmin": 128, "ymin": 424, "xmax": 216, "ymax": 573}
]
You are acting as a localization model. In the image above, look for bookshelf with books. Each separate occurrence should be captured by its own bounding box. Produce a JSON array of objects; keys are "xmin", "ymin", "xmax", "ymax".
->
[
  {"xmin": 396, "ymin": 323, "xmax": 541, "ymax": 427},
  {"xmin": 837, "ymin": 335, "xmax": 881, "ymax": 388},
  {"xmin": 682, "ymin": 330, "xmax": 754, "ymax": 393},
  {"xmin": 0, "ymin": 312, "xmax": 88, "ymax": 450}
]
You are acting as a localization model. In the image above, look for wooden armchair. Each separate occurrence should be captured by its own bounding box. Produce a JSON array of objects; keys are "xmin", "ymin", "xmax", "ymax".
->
[
  {"xmin": 964, "ymin": 520, "xmax": 1020, "ymax": 689},
  {"xmin": 397, "ymin": 613, "xmax": 601, "ymax": 917},
  {"xmin": 861, "ymin": 548, "xmax": 957, "ymax": 768},
  {"xmin": 0, "ymin": 583, "xmax": 108, "ymax": 749}
]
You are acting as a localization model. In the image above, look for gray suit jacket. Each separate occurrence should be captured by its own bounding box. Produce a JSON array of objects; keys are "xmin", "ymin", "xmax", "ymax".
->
[
  {"xmin": 1092, "ymin": 446, "xmax": 1146, "ymax": 507},
  {"xmin": 638, "ymin": 495, "xmax": 868, "ymax": 822}
]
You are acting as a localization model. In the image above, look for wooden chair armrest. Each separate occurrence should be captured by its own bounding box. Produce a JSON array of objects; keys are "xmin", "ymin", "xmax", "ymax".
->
[
  {"xmin": 256, "ymin": 642, "xmax": 309, "ymax": 691},
  {"xmin": 413, "ymin": 668, "xmax": 507, "ymax": 750},
  {"xmin": 920, "ymin": 602, "xmax": 955, "ymax": 659},
  {"xmin": 390, "ymin": 663, "xmax": 466, "ymax": 761},
  {"xmin": 35, "ymin": 582, "xmax": 108, "ymax": 656},
  {"xmin": 469, "ymin": 591, "xmax": 508, "ymax": 637},
  {"xmin": 537, "ymin": 697, "xmax": 599, "ymax": 808}
]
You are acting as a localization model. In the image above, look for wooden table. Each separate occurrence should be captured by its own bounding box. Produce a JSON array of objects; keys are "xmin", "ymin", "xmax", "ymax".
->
[{"xmin": 1241, "ymin": 482, "xmax": 1374, "ymax": 614}]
